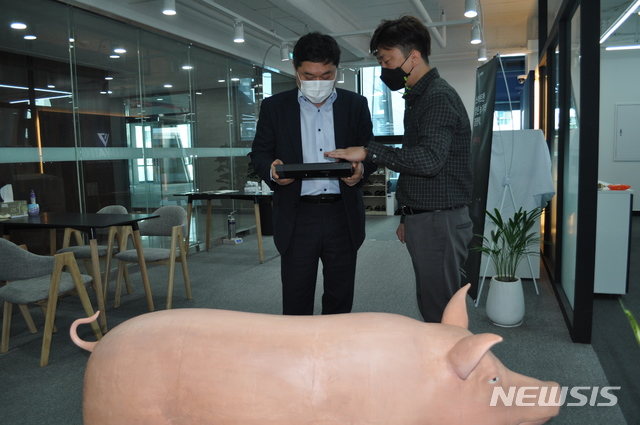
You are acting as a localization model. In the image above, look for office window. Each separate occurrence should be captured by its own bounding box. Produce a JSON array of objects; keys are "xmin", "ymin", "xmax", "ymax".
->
[{"xmin": 361, "ymin": 66, "xmax": 404, "ymax": 136}]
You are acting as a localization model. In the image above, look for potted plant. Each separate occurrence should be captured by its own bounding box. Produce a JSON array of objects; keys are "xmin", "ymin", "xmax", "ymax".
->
[
  {"xmin": 619, "ymin": 298, "xmax": 640, "ymax": 346},
  {"xmin": 473, "ymin": 207, "xmax": 544, "ymax": 327}
]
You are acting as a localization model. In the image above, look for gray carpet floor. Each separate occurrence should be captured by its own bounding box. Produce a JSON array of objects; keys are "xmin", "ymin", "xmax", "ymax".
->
[
  {"xmin": 591, "ymin": 215, "xmax": 640, "ymax": 425},
  {"xmin": 0, "ymin": 215, "xmax": 630, "ymax": 424}
]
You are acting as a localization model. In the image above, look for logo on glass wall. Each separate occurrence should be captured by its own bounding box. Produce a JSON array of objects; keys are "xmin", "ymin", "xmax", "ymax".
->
[{"xmin": 98, "ymin": 133, "xmax": 110, "ymax": 147}]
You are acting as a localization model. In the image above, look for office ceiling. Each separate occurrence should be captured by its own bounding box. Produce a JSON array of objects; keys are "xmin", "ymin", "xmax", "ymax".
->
[
  {"xmin": 3, "ymin": 1, "xmax": 638, "ymax": 70},
  {"xmin": 1, "ymin": 0, "xmax": 638, "ymax": 105},
  {"xmin": 84, "ymin": 0, "xmax": 639, "ymax": 67},
  {"xmin": 150, "ymin": 0, "xmax": 542, "ymax": 65},
  {"xmin": 217, "ymin": 0, "xmax": 540, "ymax": 63}
]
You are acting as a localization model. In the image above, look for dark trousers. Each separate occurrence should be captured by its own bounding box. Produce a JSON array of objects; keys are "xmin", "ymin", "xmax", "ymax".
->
[
  {"xmin": 280, "ymin": 201, "xmax": 357, "ymax": 315},
  {"xmin": 404, "ymin": 206, "xmax": 473, "ymax": 322}
]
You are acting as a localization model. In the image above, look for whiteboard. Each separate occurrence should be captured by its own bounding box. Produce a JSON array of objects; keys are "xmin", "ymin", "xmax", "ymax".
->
[{"xmin": 614, "ymin": 103, "xmax": 640, "ymax": 161}]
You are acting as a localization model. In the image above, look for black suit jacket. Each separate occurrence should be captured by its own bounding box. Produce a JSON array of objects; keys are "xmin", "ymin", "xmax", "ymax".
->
[{"xmin": 251, "ymin": 88, "xmax": 375, "ymax": 254}]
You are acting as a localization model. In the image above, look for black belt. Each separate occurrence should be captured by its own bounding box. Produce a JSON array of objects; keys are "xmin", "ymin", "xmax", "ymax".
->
[
  {"xmin": 401, "ymin": 205, "xmax": 465, "ymax": 215},
  {"xmin": 299, "ymin": 194, "xmax": 342, "ymax": 204}
]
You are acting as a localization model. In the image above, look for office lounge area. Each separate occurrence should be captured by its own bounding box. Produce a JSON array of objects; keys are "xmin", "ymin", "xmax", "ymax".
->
[{"xmin": 1, "ymin": 0, "xmax": 639, "ymax": 423}]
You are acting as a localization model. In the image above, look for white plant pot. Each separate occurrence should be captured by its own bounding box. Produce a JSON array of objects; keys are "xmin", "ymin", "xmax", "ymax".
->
[{"xmin": 485, "ymin": 276, "xmax": 525, "ymax": 327}]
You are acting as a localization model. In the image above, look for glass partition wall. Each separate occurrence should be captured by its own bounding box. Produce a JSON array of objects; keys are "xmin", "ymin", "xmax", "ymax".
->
[
  {"xmin": 539, "ymin": 0, "xmax": 599, "ymax": 343},
  {"xmin": 0, "ymin": 0, "xmax": 294, "ymax": 253}
]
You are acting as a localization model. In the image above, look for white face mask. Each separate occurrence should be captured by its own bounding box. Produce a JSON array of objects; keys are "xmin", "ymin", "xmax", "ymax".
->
[{"xmin": 298, "ymin": 74, "xmax": 335, "ymax": 104}]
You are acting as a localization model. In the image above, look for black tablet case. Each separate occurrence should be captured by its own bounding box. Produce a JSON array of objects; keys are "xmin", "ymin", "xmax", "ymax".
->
[{"xmin": 275, "ymin": 162, "xmax": 353, "ymax": 179}]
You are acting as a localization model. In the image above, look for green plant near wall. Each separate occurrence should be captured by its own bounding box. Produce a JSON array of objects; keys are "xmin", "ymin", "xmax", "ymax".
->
[
  {"xmin": 619, "ymin": 298, "xmax": 640, "ymax": 346},
  {"xmin": 472, "ymin": 207, "xmax": 544, "ymax": 282}
]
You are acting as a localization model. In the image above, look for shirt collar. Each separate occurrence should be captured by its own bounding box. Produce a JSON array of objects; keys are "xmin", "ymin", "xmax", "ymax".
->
[{"xmin": 403, "ymin": 68, "xmax": 439, "ymax": 99}]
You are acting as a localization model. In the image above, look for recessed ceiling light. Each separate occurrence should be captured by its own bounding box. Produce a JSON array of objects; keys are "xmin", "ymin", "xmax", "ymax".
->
[
  {"xmin": 11, "ymin": 22, "xmax": 27, "ymax": 30},
  {"xmin": 164, "ymin": 84, "xmax": 173, "ymax": 88},
  {"xmin": 24, "ymin": 35, "xmax": 37, "ymax": 40}
]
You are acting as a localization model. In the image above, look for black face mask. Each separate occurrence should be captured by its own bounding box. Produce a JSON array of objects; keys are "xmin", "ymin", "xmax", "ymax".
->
[{"xmin": 379, "ymin": 56, "xmax": 411, "ymax": 91}]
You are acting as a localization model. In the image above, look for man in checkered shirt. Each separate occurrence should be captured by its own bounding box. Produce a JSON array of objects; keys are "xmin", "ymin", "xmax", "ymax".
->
[{"xmin": 326, "ymin": 15, "xmax": 473, "ymax": 322}]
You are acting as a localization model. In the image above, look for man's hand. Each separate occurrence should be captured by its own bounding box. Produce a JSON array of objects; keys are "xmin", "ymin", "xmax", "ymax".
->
[
  {"xmin": 341, "ymin": 162, "xmax": 363, "ymax": 187},
  {"xmin": 396, "ymin": 223, "xmax": 405, "ymax": 244},
  {"xmin": 271, "ymin": 159, "xmax": 295, "ymax": 186},
  {"xmin": 324, "ymin": 146, "xmax": 367, "ymax": 162}
]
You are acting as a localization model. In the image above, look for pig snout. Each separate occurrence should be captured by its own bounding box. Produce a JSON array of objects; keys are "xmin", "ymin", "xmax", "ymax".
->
[{"xmin": 505, "ymin": 377, "xmax": 562, "ymax": 425}]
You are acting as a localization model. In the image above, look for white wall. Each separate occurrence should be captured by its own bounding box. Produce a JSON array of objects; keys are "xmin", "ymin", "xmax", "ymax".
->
[
  {"xmin": 434, "ymin": 50, "xmax": 640, "ymax": 213},
  {"xmin": 599, "ymin": 49, "xmax": 640, "ymax": 211},
  {"xmin": 430, "ymin": 58, "xmax": 480, "ymax": 124},
  {"xmin": 438, "ymin": 50, "xmax": 640, "ymax": 213}
]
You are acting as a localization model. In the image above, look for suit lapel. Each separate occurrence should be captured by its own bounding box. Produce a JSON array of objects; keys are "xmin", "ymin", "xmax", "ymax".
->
[
  {"xmin": 284, "ymin": 90, "xmax": 303, "ymax": 162},
  {"xmin": 333, "ymin": 91, "xmax": 347, "ymax": 149}
]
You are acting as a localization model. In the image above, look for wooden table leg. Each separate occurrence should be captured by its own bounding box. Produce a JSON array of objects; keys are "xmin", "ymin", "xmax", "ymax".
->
[
  {"xmin": 205, "ymin": 199, "xmax": 212, "ymax": 251},
  {"xmin": 49, "ymin": 229, "xmax": 57, "ymax": 255},
  {"xmin": 89, "ymin": 238, "xmax": 108, "ymax": 333},
  {"xmin": 185, "ymin": 199, "xmax": 193, "ymax": 255},
  {"xmin": 253, "ymin": 202, "xmax": 264, "ymax": 264},
  {"xmin": 65, "ymin": 253, "xmax": 102, "ymax": 341},
  {"xmin": 132, "ymin": 228, "xmax": 155, "ymax": 312}
]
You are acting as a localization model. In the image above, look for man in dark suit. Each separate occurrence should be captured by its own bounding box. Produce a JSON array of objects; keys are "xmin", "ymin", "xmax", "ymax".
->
[{"xmin": 251, "ymin": 32, "xmax": 375, "ymax": 315}]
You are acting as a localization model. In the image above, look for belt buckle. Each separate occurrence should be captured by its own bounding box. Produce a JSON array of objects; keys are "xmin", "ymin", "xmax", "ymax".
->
[{"xmin": 324, "ymin": 194, "xmax": 340, "ymax": 204}]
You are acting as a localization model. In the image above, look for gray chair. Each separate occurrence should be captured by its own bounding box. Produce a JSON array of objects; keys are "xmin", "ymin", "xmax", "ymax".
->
[
  {"xmin": 0, "ymin": 238, "xmax": 102, "ymax": 366},
  {"xmin": 114, "ymin": 205, "xmax": 192, "ymax": 311},
  {"xmin": 57, "ymin": 205, "xmax": 128, "ymax": 301}
]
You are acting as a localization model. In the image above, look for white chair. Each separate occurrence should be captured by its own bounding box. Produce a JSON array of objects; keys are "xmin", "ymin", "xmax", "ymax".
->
[{"xmin": 114, "ymin": 205, "xmax": 191, "ymax": 311}]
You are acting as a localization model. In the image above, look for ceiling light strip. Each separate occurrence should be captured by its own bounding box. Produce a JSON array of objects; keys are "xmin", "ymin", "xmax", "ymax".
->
[
  {"xmin": 0, "ymin": 84, "xmax": 71, "ymax": 95},
  {"xmin": 605, "ymin": 44, "xmax": 640, "ymax": 50},
  {"xmin": 600, "ymin": 0, "xmax": 640, "ymax": 44}
]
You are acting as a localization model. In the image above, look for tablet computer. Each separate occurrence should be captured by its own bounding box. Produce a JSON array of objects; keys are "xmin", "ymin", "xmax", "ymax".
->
[{"xmin": 275, "ymin": 162, "xmax": 353, "ymax": 179}]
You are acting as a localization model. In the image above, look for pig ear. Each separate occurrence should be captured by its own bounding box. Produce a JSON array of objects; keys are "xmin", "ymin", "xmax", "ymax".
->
[
  {"xmin": 447, "ymin": 333, "xmax": 503, "ymax": 380},
  {"xmin": 441, "ymin": 283, "xmax": 471, "ymax": 329}
]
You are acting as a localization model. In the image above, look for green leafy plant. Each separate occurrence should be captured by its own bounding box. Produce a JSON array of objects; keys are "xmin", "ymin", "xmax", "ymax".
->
[
  {"xmin": 619, "ymin": 298, "xmax": 640, "ymax": 346},
  {"xmin": 472, "ymin": 207, "xmax": 544, "ymax": 282}
]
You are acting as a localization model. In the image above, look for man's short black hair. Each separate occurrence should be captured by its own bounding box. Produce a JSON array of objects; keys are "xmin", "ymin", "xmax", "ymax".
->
[
  {"xmin": 370, "ymin": 15, "xmax": 431, "ymax": 62},
  {"xmin": 292, "ymin": 32, "xmax": 341, "ymax": 68}
]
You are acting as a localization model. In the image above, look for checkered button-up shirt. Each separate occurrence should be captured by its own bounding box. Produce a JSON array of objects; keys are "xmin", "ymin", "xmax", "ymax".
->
[{"xmin": 367, "ymin": 68, "xmax": 473, "ymax": 211}]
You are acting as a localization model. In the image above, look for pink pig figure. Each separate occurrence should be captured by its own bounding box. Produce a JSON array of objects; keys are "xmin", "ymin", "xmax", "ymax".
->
[{"xmin": 71, "ymin": 284, "xmax": 560, "ymax": 425}]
